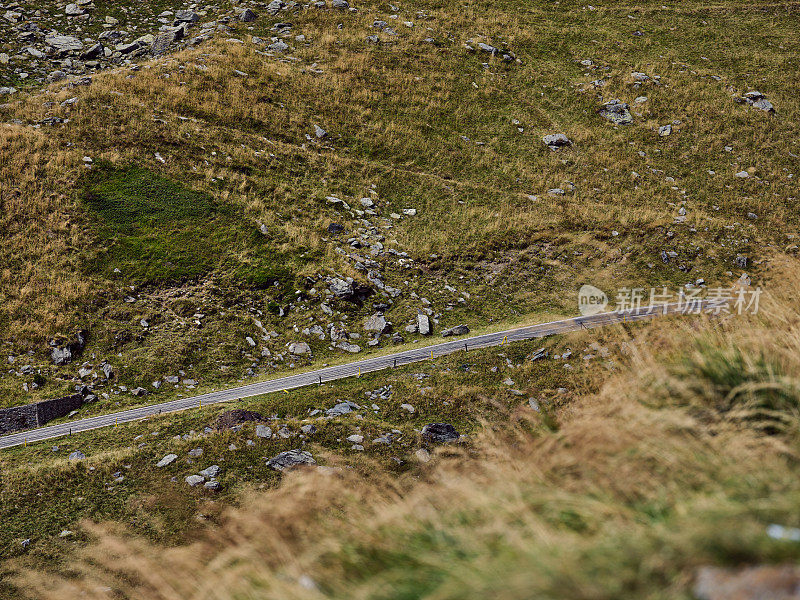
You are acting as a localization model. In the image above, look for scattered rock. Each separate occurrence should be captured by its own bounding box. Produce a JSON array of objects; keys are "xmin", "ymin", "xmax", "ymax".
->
[
  {"xmin": 156, "ymin": 454, "xmax": 178, "ymax": 467},
  {"xmin": 256, "ymin": 424, "xmax": 273, "ymax": 438},
  {"xmin": 199, "ymin": 465, "xmax": 221, "ymax": 478},
  {"xmin": 45, "ymin": 35, "xmax": 84, "ymax": 54},
  {"xmin": 50, "ymin": 329, "xmax": 89, "ymax": 366},
  {"xmin": 185, "ymin": 474, "xmax": 205, "ymax": 487},
  {"xmin": 598, "ymin": 99, "xmax": 633, "ymax": 125},
  {"xmin": 739, "ymin": 90, "xmax": 775, "ymax": 113},
  {"xmin": 542, "ymin": 133, "xmax": 572, "ymax": 151},
  {"xmin": 68, "ymin": 451, "xmax": 86, "ymax": 461}
]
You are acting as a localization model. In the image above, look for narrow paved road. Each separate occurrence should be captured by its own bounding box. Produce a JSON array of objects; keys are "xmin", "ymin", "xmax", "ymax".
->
[{"xmin": 0, "ymin": 302, "xmax": 719, "ymax": 449}]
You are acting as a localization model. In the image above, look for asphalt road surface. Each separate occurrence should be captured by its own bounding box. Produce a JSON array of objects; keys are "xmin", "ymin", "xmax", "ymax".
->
[{"xmin": 0, "ymin": 302, "xmax": 721, "ymax": 449}]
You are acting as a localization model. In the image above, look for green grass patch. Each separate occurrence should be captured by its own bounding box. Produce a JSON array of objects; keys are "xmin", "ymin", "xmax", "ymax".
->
[{"xmin": 81, "ymin": 164, "xmax": 296, "ymax": 289}]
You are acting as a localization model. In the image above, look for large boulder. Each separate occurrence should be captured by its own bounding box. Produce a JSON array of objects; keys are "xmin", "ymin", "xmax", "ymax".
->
[
  {"xmin": 288, "ymin": 341, "xmax": 311, "ymax": 356},
  {"xmin": 239, "ymin": 7, "xmax": 258, "ymax": 21},
  {"xmin": 267, "ymin": 449, "xmax": 316, "ymax": 471},
  {"xmin": 328, "ymin": 277, "xmax": 354, "ymax": 298},
  {"xmin": 216, "ymin": 409, "xmax": 265, "ymax": 430},
  {"xmin": 156, "ymin": 454, "xmax": 178, "ymax": 467},
  {"xmin": 174, "ymin": 10, "xmax": 199, "ymax": 24},
  {"xmin": 416, "ymin": 314, "xmax": 431, "ymax": 335},
  {"xmin": 421, "ymin": 423, "xmax": 460, "ymax": 443},
  {"xmin": 151, "ymin": 30, "xmax": 177, "ymax": 55},
  {"xmin": 327, "ymin": 277, "xmax": 372, "ymax": 302},
  {"xmin": 441, "ymin": 324, "xmax": 470, "ymax": 337},
  {"xmin": 326, "ymin": 401, "xmax": 359, "ymax": 416},
  {"xmin": 45, "ymin": 35, "xmax": 84, "ymax": 54},
  {"xmin": 50, "ymin": 329, "xmax": 88, "ymax": 365},
  {"xmin": 363, "ymin": 314, "xmax": 390, "ymax": 333}
]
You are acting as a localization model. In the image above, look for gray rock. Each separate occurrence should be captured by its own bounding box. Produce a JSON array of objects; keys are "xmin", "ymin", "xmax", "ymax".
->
[
  {"xmin": 185, "ymin": 474, "xmax": 205, "ymax": 487},
  {"xmin": 441, "ymin": 324, "xmax": 470, "ymax": 337},
  {"xmin": 288, "ymin": 341, "xmax": 311, "ymax": 356},
  {"xmin": 328, "ymin": 277, "xmax": 354, "ymax": 298},
  {"xmin": 80, "ymin": 43, "xmax": 103, "ymax": 60},
  {"xmin": 314, "ymin": 124, "xmax": 327, "ymax": 138},
  {"xmin": 46, "ymin": 35, "xmax": 84, "ymax": 53},
  {"xmin": 156, "ymin": 453, "xmax": 178, "ymax": 467},
  {"xmin": 188, "ymin": 448, "xmax": 203, "ymax": 458},
  {"xmin": 239, "ymin": 8, "xmax": 258, "ymax": 21},
  {"xmin": 268, "ymin": 40, "xmax": 289, "ymax": 52},
  {"xmin": 51, "ymin": 347, "xmax": 73, "ymax": 365},
  {"xmin": 267, "ymin": 449, "xmax": 316, "ymax": 471},
  {"xmin": 598, "ymin": 99, "xmax": 633, "ymax": 125},
  {"xmin": 266, "ymin": 0, "xmax": 286, "ymax": 14},
  {"xmin": 416, "ymin": 314, "xmax": 431, "ymax": 335},
  {"xmin": 204, "ymin": 480, "xmax": 221, "ymax": 491},
  {"xmin": 659, "ymin": 124, "xmax": 672, "ymax": 137},
  {"xmin": 256, "ymin": 424, "xmax": 273, "ymax": 438},
  {"xmin": 65, "ymin": 3, "xmax": 85, "ymax": 16},
  {"xmin": 117, "ymin": 41, "xmax": 142, "ymax": 55},
  {"xmin": 421, "ymin": 423, "xmax": 460, "ymax": 443},
  {"xmin": 68, "ymin": 451, "xmax": 86, "ymax": 461},
  {"xmin": 332, "ymin": 0, "xmax": 350, "ymax": 7},
  {"xmin": 335, "ymin": 341, "xmax": 362, "ymax": 353},
  {"xmin": 752, "ymin": 98, "xmax": 775, "ymax": 113},
  {"xmin": 174, "ymin": 10, "xmax": 199, "ymax": 23},
  {"xmin": 199, "ymin": 465, "xmax": 221, "ymax": 478},
  {"xmin": 741, "ymin": 91, "xmax": 775, "ymax": 113},
  {"xmin": 542, "ymin": 133, "xmax": 571, "ymax": 150},
  {"xmin": 363, "ymin": 314, "xmax": 389, "ymax": 333},
  {"xmin": 326, "ymin": 401, "xmax": 359, "ymax": 416},
  {"xmin": 151, "ymin": 30, "xmax": 177, "ymax": 55}
]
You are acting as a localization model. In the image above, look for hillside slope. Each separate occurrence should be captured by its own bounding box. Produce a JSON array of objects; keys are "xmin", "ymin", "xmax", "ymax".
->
[{"xmin": 1, "ymin": 0, "xmax": 797, "ymax": 412}]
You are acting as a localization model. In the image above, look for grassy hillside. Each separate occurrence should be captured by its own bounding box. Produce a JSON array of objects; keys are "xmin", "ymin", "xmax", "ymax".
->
[{"xmin": 0, "ymin": 0, "xmax": 799, "ymax": 597}]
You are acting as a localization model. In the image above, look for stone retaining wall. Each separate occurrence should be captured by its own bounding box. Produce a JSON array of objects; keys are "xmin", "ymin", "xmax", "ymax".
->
[{"xmin": 0, "ymin": 394, "xmax": 84, "ymax": 435}]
